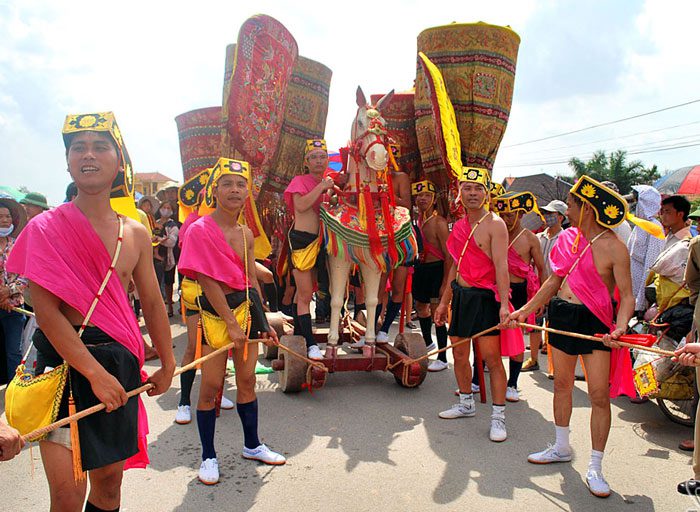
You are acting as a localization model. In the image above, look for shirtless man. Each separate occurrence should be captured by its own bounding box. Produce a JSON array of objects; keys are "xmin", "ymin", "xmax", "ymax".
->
[
  {"xmin": 376, "ymin": 143, "xmax": 412, "ymax": 340},
  {"xmin": 179, "ymin": 158, "xmax": 285, "ymax": 485},
  {"xmin": 284, "ymin": 139, "xmax": 334, "ymax": 360},
  {"xmin": 434, "ymin": 167, "xmax": 513, "ymax": 442},
  {"xmin": 492, "ymin": 191, "xmax": 545, "ymax": 402},
  {"xmin": 508, "ymin": 176, "xmax": 634, "ymax": 498},
  {"xmin": 410, "ymin": 180, "xmax": 451, "ymax": 371},
  {"xmin": 8, "ymin": 112, "xmax": 175, "ymax": 511}
]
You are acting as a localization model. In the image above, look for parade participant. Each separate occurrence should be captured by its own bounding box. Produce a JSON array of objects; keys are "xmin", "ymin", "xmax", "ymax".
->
[
  {"xmin": 522, "ymin": 199, "xmax": 567, "ymax": 371},
  {"xmin": 179, "ymin": 158, "xmax": 285, "ymax": 485},
  {"xmin": 434, "ymin": 167, "xmax": 513, "ymax": 442},
  {"xmin": 410, "ymin": 180, "xmax": 451, "ymax": 371},
  {"xmin": 284, "ymin": 139, "xmax": 334, "ymax": 360},
  {"xmin": 676, "ymin": 235, "xmax": 700, "ymax": 496},
  {"xmin": 492, "ymin": 191, "xmax": 545, "ymax": 401},
  {"xmin": 19, "ymin": 192, "xmax": 50, "ymax": 220},
  {"xmin": 0, "ymin": 420, "xmax": 24, "ymax": 462},
  {"xmin": 659, "ymin": 195, "xmax": 692, "ymax": 250},
  {"xmin": 7, "ymin": 112, "xmax": 176, "ymax": 511},
  {"xmin": 627, "ymin": 185, "xmax": 663, "ymax": 315},
  {"xmin": 508, "ymin": 176, "xmax": 635, "ymax": 498},
  {"xmin": 376, "ymin": 144, "xmax": 413, "ymax": 342},
  {"xmin": 0, "ymin": 195, "xmax": 28, "ymax": 377}
]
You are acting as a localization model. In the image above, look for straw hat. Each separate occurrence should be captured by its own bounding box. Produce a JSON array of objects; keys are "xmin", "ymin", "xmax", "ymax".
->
[{"xmin": 0, "ymin": 193, "xmax": 28, "ymax": 238}]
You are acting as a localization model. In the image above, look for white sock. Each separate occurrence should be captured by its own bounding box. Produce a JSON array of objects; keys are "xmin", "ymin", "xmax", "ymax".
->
[
  {"xmin": 492, "ymin": 404, "xmax": 505, "ymax": 417},
  {"xmin": 554, "ymin": 425, "xmax": 571, "ymax": 454},
  {"xmin": 589, "ymin": 449, "xmax": 604, "ymax": 473},
  {"xmin": 459, "ymin": 393, "xmax": 474, "ymax": 404}
]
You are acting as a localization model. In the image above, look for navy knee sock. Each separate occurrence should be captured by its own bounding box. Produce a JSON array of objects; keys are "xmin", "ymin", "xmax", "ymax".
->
[
  {"xmin": 236, "ymin": 399, "xmax": 261, "ymax": 449},
  {"xmin": 472, "ymin": 358, "xmax": 480, "ymax": 386},
  {"xmin": 297, "ymin": 313, "xmax": 316, "ymax": 348},
  {"xmin": 379, "ymin": 300, "xmax": 403, "ymax": 334},
  {"xmin": 418, "ymin": 316, "xmax": 433, "ymax": 346},
  {"xmin": 436, "ymin": 325, "xmax": 448, "ymax": 363},
  {"xmin": 197, "ymin": 408, "xmax": 217, "ymax": 460},
  {"xmin": 292, "ymin": 304, "xmax": 300, "ymax": 334},
  {"xmin": 179, "ymin": 369, "xmax": 196, "ymax": 407},
  {"xmin": 374, "ymin": 303, "xmax": 384, "ymax": 326},
  {"xmin": 84, "ymin": 502, "xmax": 119, "ymax": 512},
  {"xmin": 508, "ymin": 358, "xmax": 523, "ymax": 388},
  {"xmin": 263, "ymin": 283, "xmax": 278, "ymax": 312}
]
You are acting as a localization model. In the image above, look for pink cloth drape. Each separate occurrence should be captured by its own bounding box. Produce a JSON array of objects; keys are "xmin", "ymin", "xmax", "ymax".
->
[
  {"xmin": 284, "ymin": 174, "xmax": 322, "ymax": 214},
  {"xmin": 7, "ymin": 202, "xmax": 149, "ymax": 468}
]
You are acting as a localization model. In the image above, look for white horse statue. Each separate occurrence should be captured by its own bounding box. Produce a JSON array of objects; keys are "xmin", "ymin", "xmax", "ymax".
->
[{"xmin": 320, "ymin": 87, "xmax": 417, "ymax": 348}]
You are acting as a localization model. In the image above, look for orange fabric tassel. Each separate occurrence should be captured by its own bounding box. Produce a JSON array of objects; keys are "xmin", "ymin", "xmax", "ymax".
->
[
  {"xmin": 195, "ymin": 320, "xmax": 203, "ymax": 370},
  {"xmin": 68, "ymin": 396, "xmax": 86, "ymax": 482}
]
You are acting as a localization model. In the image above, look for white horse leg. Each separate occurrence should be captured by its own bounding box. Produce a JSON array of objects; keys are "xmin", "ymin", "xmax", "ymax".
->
[
  {"xmin": 359, "ymin": 262, "xmax": 382, "ymax": 344},
  {"xmin": 327, "ymin": 254, "xmax": 352, "ymax": 346}
]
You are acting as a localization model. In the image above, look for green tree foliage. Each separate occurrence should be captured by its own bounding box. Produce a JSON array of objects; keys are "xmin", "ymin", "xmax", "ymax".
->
[{"xmin": 568, "ymin": 150, "xmax": 660, "ymax": 194}]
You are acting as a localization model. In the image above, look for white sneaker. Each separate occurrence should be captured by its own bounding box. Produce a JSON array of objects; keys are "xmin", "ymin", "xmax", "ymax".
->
[
  {"xmin": 471, "ymin": 383, "xmax": 480, "ymax": 393},
  {"xmin": 528, "ymin": 444, "xmax": 573, "ymax": 464},
  {"xmin": 489, "ymin": 414, "xmax": 507, "ymax": 442},
  {"xmin": 242, "ymin": 444, "xmax": 286, "ymax": 465},
  {"xmin": 376, "ymin": 331, "xmax": 389, "ymax": 343},
  {"xmin": 428, "ymin": 360, "xmax": 448, "ymax": 372},
  {"xmin": 175, "ymin": 405, "xmax": 191, "ymax": 425},
  {"xmin": 220, "ymin": 395, "xmax": 234, "ymax": 410},
  {"xmin": 307, "ymin": 345, "xmax": 324, "ymax": 360},
  {"xmin": 350, "ymin": 337, "xmax": 366, "ymax": 349},
  {"xmin": 586, "ymin": 469, "xmax": 611, "ymax": 498},
  {"xmin": 439, "ymin": 401, "xmax": 476, "ymax": 419},
  {"xmin": 426, "ymin": 341, "xmax": 437, "ymax": 352},
  {"xmin": 198, "ymin": 458, "xmax": 219, "ymax": 485},
  {"xmin": 506, "ymin": 386, "xmax": 519, "ymax": 403}
]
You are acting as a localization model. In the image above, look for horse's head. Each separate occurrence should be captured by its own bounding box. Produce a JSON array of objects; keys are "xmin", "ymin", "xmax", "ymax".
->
[{"xmin": 351, "ymin": 86, "xmax": 395, "ymax": 171}]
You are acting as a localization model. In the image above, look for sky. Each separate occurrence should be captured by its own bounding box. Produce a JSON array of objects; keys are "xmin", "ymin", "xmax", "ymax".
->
[{"xmin": 1, "ymin": 0, "xmax": 700, "ymax": 205}]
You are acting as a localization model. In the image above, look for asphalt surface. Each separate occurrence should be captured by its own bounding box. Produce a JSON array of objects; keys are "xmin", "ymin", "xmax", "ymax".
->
[{"xmin": 1, "ymin": 318, "xmax": 696, "ymax": 511}]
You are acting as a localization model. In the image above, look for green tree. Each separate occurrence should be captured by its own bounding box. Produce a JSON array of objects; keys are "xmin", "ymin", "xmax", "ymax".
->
[{"xmin": 568, "ymin": 150, "xmax": 660, "ymax": 194}]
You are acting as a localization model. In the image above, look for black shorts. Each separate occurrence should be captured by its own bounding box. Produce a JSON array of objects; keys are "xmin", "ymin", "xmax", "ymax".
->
[
  {"xmin": 164, "ymin": 267, "xmax": 176, "ymax": 286},
  {"xmin": 413, "ymin": 261, "xmax": 444, "ymax": 304},
  {"xmin": 34, "ymin": 327, "xmax": 141, "ymax": 471},
  {"xmin": 447, "ymin": 281, "xmax": 501, "ymax": 338},
  {"xmin": 197, "ymin": 288, "xmax": 270, "ymax": 337},
  {"xmin": 349, "ymin": 267, "xmax": 362, "ymax": 288},
  {"xmin": 510, "ymin": 281, "xmax": 528, "ymax": 311},
  {"xmin": 548, "ymin": 297, "xmax": 611, "ymax": 356}
]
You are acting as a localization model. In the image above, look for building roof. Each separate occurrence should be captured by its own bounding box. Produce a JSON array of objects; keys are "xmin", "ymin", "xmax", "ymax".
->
[
  {"xmin": 135, "ymin": 172, "xmax": 177, "ymax": 183},
  {"xmin": 502, "ymin": 173, "xmax": 573, "ymax": 231}
]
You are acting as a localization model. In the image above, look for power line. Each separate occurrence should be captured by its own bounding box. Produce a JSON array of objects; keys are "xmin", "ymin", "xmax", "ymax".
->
[
  {"xmin": 512, "ymin": 120, "xmax": 700, "ymax": 156},
  {"xmin": 503, "ymin": 99, "xmax": 700, "ymax": 148},
  {"xmin": 499, "ymin": 140, "xmax": 700, "ymax": 168}
]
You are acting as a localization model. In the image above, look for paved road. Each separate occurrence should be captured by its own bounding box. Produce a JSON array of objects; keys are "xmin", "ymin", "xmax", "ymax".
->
[{"xmin": 1, "ymin": 320, "xmax": 696, "ymax": 511}]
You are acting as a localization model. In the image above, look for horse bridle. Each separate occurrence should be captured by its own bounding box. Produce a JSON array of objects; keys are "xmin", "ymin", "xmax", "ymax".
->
[{"xmin": 350, "ymin": 107, "xmax": 388, "ymax": 164}]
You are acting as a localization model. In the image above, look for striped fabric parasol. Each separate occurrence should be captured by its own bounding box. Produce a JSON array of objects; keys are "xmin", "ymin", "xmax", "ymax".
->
[{"xmin": 655, "ymin": 165, "xmax": 700, "ymax": 197}]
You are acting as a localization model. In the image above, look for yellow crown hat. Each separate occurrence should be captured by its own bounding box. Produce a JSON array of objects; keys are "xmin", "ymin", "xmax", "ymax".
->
[
  {"xmin": 489, "ymin": 181, "xmax": 506, "ymax": 199},
  {"xmin": 62, "ymin": 111, "xmax": 138, "ymax": 220},
  {"xmin": 570, "ymin": 175, "xmax": 627, "ymax": 228},
  {"xmin": 305, "ymin": 139, "xmax": 327, "ymax": 155},
  {"xmin": 204, "ymin": 157, "xmax": 251, "ymax": 208},
  {"xmin": 411, "ymin": 180, "xmax": 437, "ymax": 196},
  {"xmin": 492, "ymin": 190, "xmax": 544, "ymax": 220},
  {"xmin": 458, "ymin": 166, "xmax": 491, "ymax": 189}
]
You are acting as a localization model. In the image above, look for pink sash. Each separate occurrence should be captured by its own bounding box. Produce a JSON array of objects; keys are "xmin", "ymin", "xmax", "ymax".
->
[
  {"xmin": 284, "ymin": 174, "xmax": 322, "ymax": 214},
  {"xmin": 179, "ymin": 215, "xmax": 247, "ymax": 290},
  {"xmin": 7, "ymin": 202, "xmax": 150, "ymax": 468},
  {"xmin": 507, "ymin": 246, "xmax": 539, "ymax": 325}
]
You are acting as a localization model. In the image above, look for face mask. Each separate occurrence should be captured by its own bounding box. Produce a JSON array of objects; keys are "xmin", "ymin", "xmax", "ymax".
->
[
  {"xmin": 160, "ymin": 209, "xmax": 172, "ymax": 218},
  {"xmin": 0, "ymin": 224, "xmax": 14, "ymax": 237},
  {"xmin": 544, "ymin": 214, "xmax": 558, "ymax": 227}
]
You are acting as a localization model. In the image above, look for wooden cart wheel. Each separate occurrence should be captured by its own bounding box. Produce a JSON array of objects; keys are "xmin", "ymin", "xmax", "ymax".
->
[
  {"xmin": 278, "ymin": 335, "xmax": 309, "ymax": 393},
  {"xmin": 262, "ymin": 314, "xmax": 287, "ymax": 360},
  {"xmin": 393, "ymin": 333, "xmax": 429, "ymax": 388}
]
